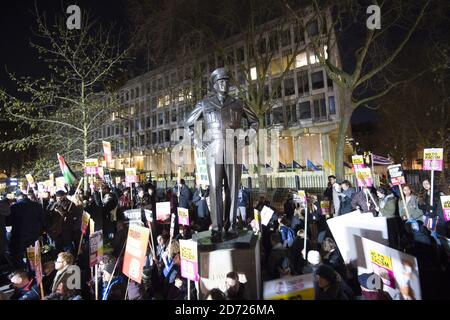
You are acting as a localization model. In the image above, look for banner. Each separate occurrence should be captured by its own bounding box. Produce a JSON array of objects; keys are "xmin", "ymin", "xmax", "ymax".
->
[
  {"xmin": 89, "ymin": 231, "xmax": 104, "ymax": 268},
  {"xmin": 423, "ymin": 148, "xmax": 444, "ymax": 171},
  {"xmin": 55, "ymin": 177, "xmax": 66, "ymax": 190},
  {"xmin": 85, "ymin": 158, "xmax": 99, "ymax": 175},
  {"xmin": 125, "ymin": 168, "xmax": 138, "ymax": 183},
  {"xmin": 81, "ymin": 211, "xmax": 91, "ymax": 235},
  {"xmin": 360, "ymin": 237, "xmax": 421, "ymax": 300},
  {"xmin": 440, "ymin": 196, "xmax": 450, "ymax": 222},
  {"xmin": 122, "ymin": 225, "xmax": 150, "ymax": 284},
  {"xmin": 320, "ymin": 200, "xmax": 330, "ymax": 216},
  {"xmin": 44, "ymin": 179, "xmax": 54, "ymax": 189},
  {"xmin": 261, "ymin": 206, "xmax": 275, "ymax": 226},
  {"xmin": 355, "ymin": 167, "xmax": 373, "ymax": 188},
  {"xmin": 102, "ymin": 141, "xmax": 112, "ymax": 164},
  {"xmin": 263, "ymin": 273, "xmax": 315, "ymax": 300},
  {"xmin": 388, "ymin": 164, "xmax": 405, "ymax": 186},
  {"xmin": 156, "ymin": 201, "xmax": 171, "ymax": 221},
  {"xmin": 179, "ymin": 239, "xmax": 199, "ymax": 282},
  {"xmin": 194, "ymin": 149, "xmax": 209, "ymax": 185},
  {"xmin": 34, "ymin": 240, "xmax": 43, "ymax": 285},
  {"xmin": 115, "ymin": 177, "xmax": 121, "ymax": 185},
  {"xmin": 178, "ymin": 207, "xmax": 190, "ymax": 226},
  {"xmin": 25, "ymin": 174, "xmax": 34, "ymax": 185},
  {"xmin": 293, "ymin": 190, "xmax": 307, "ymax": 205}
]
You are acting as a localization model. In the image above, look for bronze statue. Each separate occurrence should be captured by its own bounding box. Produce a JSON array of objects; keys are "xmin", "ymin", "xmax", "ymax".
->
[{"xmin": 185, "ymin": 68, "xmax": 258, "ymax": 242}]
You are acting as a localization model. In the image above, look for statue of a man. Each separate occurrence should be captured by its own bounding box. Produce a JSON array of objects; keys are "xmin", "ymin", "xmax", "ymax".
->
[{"xmin": 185, "ymin": 68, "xmax": 259, "ymax": 242}]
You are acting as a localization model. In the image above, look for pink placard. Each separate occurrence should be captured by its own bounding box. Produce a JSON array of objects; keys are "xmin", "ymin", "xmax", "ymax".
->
[{"xmin": 180, "ymin": 259, "xmax": 199, "ymax": 282}]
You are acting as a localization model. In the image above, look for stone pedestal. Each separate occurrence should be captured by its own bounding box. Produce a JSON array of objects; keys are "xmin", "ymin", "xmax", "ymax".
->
[{"xmin": 192, "ymin": 230, "xmax": 261, "ymax": 300}]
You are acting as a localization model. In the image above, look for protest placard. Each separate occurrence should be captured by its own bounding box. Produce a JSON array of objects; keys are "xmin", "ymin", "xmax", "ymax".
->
[
  {"xmin": 97, "ymin": 167, "xmax": 104, "ymax": 179},
  {"xmin": 26, "ymin": 245, "xmax": 35, "ymax": 271},
  {"xmin": 179, "ymin": 239, "xmax": 199, "ymax": 281},
  {"xmin": 102, "ymin": 141, "xmax": 112, "ymax": 164},
  {"xmin": 125, "ymin": 168, "xmax": 138, "ymax": 183},
  {"xmin": 34, "ymin": 240, "xmax": 43, "ymax": 285},
  {"xmin": 388, "ymin": 164, "xmax": 405, "ymax": 186},
  {"xmin": 263, "ymin": 273, "xmax": 315, "ymax": 300},
  {"xmin": 156, "ymin": 201, "xmax": 171, "ymax": 221},
  {"xmin": 178, "ymin": 207, "xmax": 190, "ymax": 226},
  {"xmin": 320, "ymin": 200, "xmax": 330, "ymax": 216},
  {"xmin": 25, "ymin": 174, "xmax": 34, "ymax": 185},
  {"xmin": 440, "ymin": 196, "xmax": 450, "ymax": 222},
  {"xmin": 123, "ymin": 209, "xmax": 144, "ymax": 225},
  {"xmin": 359, "ymin": 237, "xmax": 421, "ymax": 300},
  {"xmin": 89, "ymin": 218, "xmax": 95, "ymax": 235},
  {"xmin": 194, "ymin": 149, "xmax": 209, "ymax": 185},
  {"xmin": 293, "ymin": 190, "xmax": 307, "ymax": 205},
  {"xmin": 81, "ymin": 211, "xmax": 91, "ymax": 235},
  {"xmin": 55, "ymin": 177, "xmax": 66, "ymax": 190},
  {"xmin": 89, "ymin": 231, "xmax": 104, "ymax": 268},
  {"xmin": 122, "ymin": 225, "xmax": 150, "ymax": 283},
  {"xmin": 261, "ymin": 205, "xmax": 275, "ymax": 226},
  {"xmin": 352, "ymin": 155, "xmax": 365, "ymax": 170},
  {"xmin": 355, "ymin": 167, "xmax": 373, "ymax": 188},
  {"xmin": 85, "ymin": 158, "xmax": 99, "ymax": 175},
  {"xmin": 423, "ymin": 148, "xmax": 443, "ymax": 171}
]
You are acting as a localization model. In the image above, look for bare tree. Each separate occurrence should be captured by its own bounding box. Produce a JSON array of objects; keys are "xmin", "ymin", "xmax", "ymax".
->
[{"xmin": 0, "ymin": 5, "xmax": 129, "ymax": 182}]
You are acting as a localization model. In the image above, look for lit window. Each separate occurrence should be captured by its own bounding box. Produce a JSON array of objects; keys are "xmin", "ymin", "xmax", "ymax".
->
[
  {"xmin": 250, "ymin": 67, "xmax": 257, "ymax": 80},
  {"xmin": 270, "ymin": 58, "xmax": 283, "ymax": 75},
  {"xmin": 309, "ymin": 50, "xmax": 318, "ymax": 64},
  {"xmin": 295, "ymin": 52, "xmax": 307, "ymax": 68},
  {"xmin": 324, "ymin": 45, "xmax": 329, "ymax": 60}
]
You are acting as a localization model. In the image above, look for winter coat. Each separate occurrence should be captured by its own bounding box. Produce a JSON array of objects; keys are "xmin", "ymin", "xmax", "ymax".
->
[
  {"xmin": 267, "ymin": 243, "xmax": 289, "ymax": 280},
  {"xmin": 377, "ymin": 194, "xmax": 397, "ymax": 218},
  {"xmin": 238, "ymin": 187, "xmax": 250, "ymax": 207},
  {"xmin": 351, "ymin": 190, "xmax": 378, "ymax": 215},
  {"xmin": 324, "ymin": 183, "xmax": 340, "ymax": 215},
  {"xmin": 102, "ymin": 275, "xmax": 126, "ymax": 300},
  {"xmin": 314, "ymin": 273, "xmax": 354, "ymax": 300},
  {"xmin": 173, "ymin": 185, "xmax": 193, "ymax": 209},
  {"xmin": 93, "ymin": 191, "xmax": 118, "ymax": 235},
  {"xmin": 338, "ymin": 188, "xmax": 356, "ymax": 215},
  {"xmin": 399, "ymin": 195, "xmax": 423, "ymax": 221},
  {"xmin": 10, "ymin": 278, "xmax": 41, "ymax": 300},
  {"xmin": 0, "ymin": 199, "xmax": 11, "ymax": 256},
  {"xmin": 192, "ymin": 188, "xmax": 209, "ymax": 219},
  {"xmin": 10, "ymin": 198, "xmax": 44, "ymax": 254}
]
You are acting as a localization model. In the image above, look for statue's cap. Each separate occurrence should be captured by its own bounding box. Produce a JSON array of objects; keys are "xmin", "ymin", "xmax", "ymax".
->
[{"xmin": 210, "ymin": 68, "xmax": 229, "ymax": 85}]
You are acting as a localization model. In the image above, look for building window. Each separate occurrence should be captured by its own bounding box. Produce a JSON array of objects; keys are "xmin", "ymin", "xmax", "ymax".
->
[
  {"xmin": 327, "ymin": 73, "xmax": 333, "ymax": 89},
  {"xmin": 134, "ymin": 119, "xmax": 140, "ymax": 131},
  {"xmin": 295, "ymin": 51, "xmax": 307, "ymax": 68},
  {"xmin": 265, "ymin": 112, "xmax": 272, "ymax": 126},
  {"xmin": 313, "ymin": 95, "xmax": 327, "ymax": 120},
  {"xmin": 297, "ymin": 70, "xmax": 309, "ymax": 96},
  {"xmin": 152, "ymin": 132, "xmax": 157, "ymax": 145},
  {"xmin": 270, "ymin": 57, "xmax": 283, "ymax": 75},
  {"xmin": 250, "ymin": 67, "xmax": 257, "ymax": 81},
  {"xmin": 146, "ymin": 82, "xmax": 151, "ymax": 94},
  {"xmin": 268, "ymin": 31, "xmax": 279, "ymax": 53},
  {"xmin": 287, "ymin": 104, "xmax": 297, "ymax": 123},
  {"xmin": 152, "ymin": 115, "xmax": 156, "ymax": 127},
  {"xmin": 140, "ymin": 135, "xmax": 145, "ymax": 146},
  {"xmin": 165, "ymin": 111, "xmax": 170, "ymax": 124},
  {"xmin": 136, "ymin": 87, "xmax": 140, "ymax": 98},
  {"xmin": 158, "ymin": 78, "xmax": 163, "ymax": 90},
  {"xmin": 309, "ymin": 50, "xmax": 318, "ymax": 64},
  {"xmin": 294, "ymin": 24, "xmax": 305, "ymax": 44},
  {"xmin": 299, "ymin": 101, "xmax": 311, "ymax": 119},
  {"xmin": 311, "ymin": 71, "xmax": 324, "ymax": 90},
  {"xmin": 281, "ymin": 27, "xmax": 291, "ymax": 47},
  {"xmin": 273, "ymin": 107, "xmax": 284, "ymax": 125},
  {"xmin": 164, "ymin": 130, "xmax": 170, "ymax": 142},
  {"xmin": 307, "ymin": 20, "xmax": 319, "ymax": 37},
  {"xmin": 158, "ymin": 113, "xmax": 164, "ymax": 125},
  {"xmin": 236, "ymin": 46, "xmax": 245, "ymax": 62},
  {"xmin": 171, "ymin": 109, "xmax": 177, "ymax": 122},
  {"xmin": 329, "ymin": 96, "xmax": 336, "ymax": 115},
  {"xmin": 146, "ymin": 116, "xmax": 151, "ymax": 128},
  {"xmin": 284, "ymin": 78, "xmax": 295, "ymax": 96},
  {"xmin": 115, "ymin": 125, "xmax": 120, "ymax": 135},
  {"xmin": 272, "ymin": 78, "xmax": 282, "ymax": 100}
]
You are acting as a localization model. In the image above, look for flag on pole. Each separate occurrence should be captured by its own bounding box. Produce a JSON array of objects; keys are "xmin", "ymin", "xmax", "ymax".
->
[
  {"xmin": 323, "ymin": 160, "xmax": 335, "ymax": 172},
  {"xmin": 371, "ymin": 154, "xmax": 393, "ymax": 165},
  {"xmin": 279, "ymin": 161, "xmax": 286, "ymax": 169},
  {"xmin": 306, "ymin": 160, "xmax": 319, "ymax": 171},
  {"xmin": 293, "ymin": 160, "xmax": 302, "ymax": 169},
  {"xmin": 57, "ymin": 154, "xmax": 77, "ymax": 186}
]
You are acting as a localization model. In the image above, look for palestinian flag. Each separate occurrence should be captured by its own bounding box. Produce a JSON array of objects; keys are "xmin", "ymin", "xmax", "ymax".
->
[{"xmin": 57, "ymin": 153, "xmax": 77, "ymax": 186}]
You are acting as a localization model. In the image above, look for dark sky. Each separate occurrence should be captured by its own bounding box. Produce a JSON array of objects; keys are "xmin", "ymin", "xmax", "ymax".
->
[
  {"xmin": 0, "ymin": 0, "xmax": 375, "ymax": 125},
  {"xmin": 0, "ymin": 0, "xmax": 127, "ymax": 92}
]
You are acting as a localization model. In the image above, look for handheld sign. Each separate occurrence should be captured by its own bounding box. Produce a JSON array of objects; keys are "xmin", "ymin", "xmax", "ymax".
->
[
  {"xmin": 144, "ymin": 210, "xmax": 153, "ymax": 224},
  {"xmin": 178, "ymin": 207, "xmax": 190, "ymax": 226},
  {"xmin": 97, "ymin": 167, "xmax": 104, "ymax": 179},
  {"xmin": 102, "ymin": 141, "xmax": 112, "ymax": 164},
  {"xmin": 388, "ymin": 164, "xmax": 405, "ymax": 186},
  {"xmin": 194, "ymin": 149, "xmax": 209, "ymax": 186},
  {"xmin": 423, "ymin": 148, "xmax": 443, "ymax": 171},
  {"xmin": 81, "ymin": 211, "xmax": 91, "ymax": 235},
  {"xmin": 25, "ymin": 174, "xmax": 34, "ymax": 185},
  {"xmin": 89, "ymin": 231, "xmax": 104, "ymax": 268},
  {"xmin": 55, "ymin": 177, "xmax": 66, "ymax": 190},
  {"xmin": 264, "ymin": 273, "xmax": 315, "ymax": 300},
  {"xmin": 261, "ymin": 205, "xmax": 275, "ymax": 226},
  {"xmin": 26, "ymin": 245, "xmax": 36, "ymax": 272},
  {"xmin": 440, "ymin": 196, "xmax": 450, "ymax": 222},
  {"xmin": 34, "ymin": 240, "xmax": 43, "ymax": 285},
  {"xmin": 293, "ymin": 190, "xmax": 307, "ymax": 206},
  {"xmin": 89, "ymin": 218, "xmax": 95, "ymax": 235},
  {"xmin": 123, "ymin": 209, "xmax": 144, "ymax": 225},
  {"xmin": 122, "ymin": 225, "xmax": 150, "ymax": 284},
  {"xmin": 169, "ymin": 213, "xmax": 176, "ymax": 239},
  {"xmin": 179, "ymin": 239, "xmax": 199, "ymax": 282},
  {"xmin": 352, "ymin": 155, "xmax": 365, "ymax": 170},
  {"xmin": 85, "ymin": 158, "xmax": 99, "ymax": 175},
  {"xmin": 125, "ymin": 168, "xmax": 138, "ymax": 183},
  {"xmin": 156, "ymin": 201, "xmax": 171, "ymax": 221},
  {"xmin": 320, "ymin": 200, "xmax": 330, "ymax": 216},
  {"xmin": 252, "ymin": 209, "xmax": 261, "ymax": 233},
  {"xmin": 355, "ymin": 167, "xmax": 373, "ymax": 188}
]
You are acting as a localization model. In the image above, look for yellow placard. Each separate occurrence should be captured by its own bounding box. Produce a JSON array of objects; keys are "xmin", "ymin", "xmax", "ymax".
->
[
  {"xmin": 125, "ymin": 168, "xmax": 137, "ymax": 177},
  {"xmin": 25, "ymin": 174, "xmax": 34, "ymax": 184},
  {"xmin": 180, "ymin": 246, "xmax": 196, "ymax": 262},
  {"xmin": 352, "ymin": 155, "xmax": 364, "ymax": 165},
  {"xmin": 266, "ymin": 288, "xmax": 315, "ymax": 300},
  {"xmin": 85, "ymin": 158, "xmax": 99, "ymax": 167},
  {"xmin": 370, "ymin": 250, "xmax": 393, "ymax": 270},
  {"xmin": 423, "ymin": 148, "xmax": 443, "ymax": 160}
]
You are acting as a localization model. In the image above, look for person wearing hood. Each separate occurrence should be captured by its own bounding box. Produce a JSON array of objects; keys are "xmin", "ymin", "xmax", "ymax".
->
[
  {"xmin": 337, "ymin": 180, "xmax": 356, "ymax": 215},
  {"xmin": 376, "ymin": 187, "xmax": 397, "ymax": 218},
  {"xmin": 314, "ymin": 264, "xmax": 354, "ymax": 300},
  {"xmin": 101, "ymin": 261, "xmax": 126, "ymax": 300}
]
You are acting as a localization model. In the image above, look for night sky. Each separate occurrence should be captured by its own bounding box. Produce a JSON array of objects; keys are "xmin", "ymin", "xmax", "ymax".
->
[{"xmin": 0, "ymin": 0, "xmax": 373, "ymax": 125}]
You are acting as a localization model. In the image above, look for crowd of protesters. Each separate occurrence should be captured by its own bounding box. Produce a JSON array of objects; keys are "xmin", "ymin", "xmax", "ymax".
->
[{"xmin": 0, "ymin": 174, "xmax": 449, "ymax": 300}]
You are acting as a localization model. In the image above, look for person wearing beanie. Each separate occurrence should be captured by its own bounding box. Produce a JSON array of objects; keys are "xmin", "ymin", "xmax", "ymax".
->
[
  {"xmin": 101, "ymin": 261, "xmax": 126, "ymax": 300},
  {"xmin": 314, "ymin": 264, "xmax": 354, "ymax": 300},
  {"xmin": 358, "ymin": 272, "xmax": 392, "ymax": 300}
]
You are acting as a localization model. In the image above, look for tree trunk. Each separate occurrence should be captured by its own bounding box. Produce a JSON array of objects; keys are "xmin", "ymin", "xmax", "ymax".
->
[
  {"xmin": 335, "ymin": 91, "xmax": 353, "ymax": 181},
  {"xmin": 256, "ymin": 115, "xmax": 268, "ymax": 193}
]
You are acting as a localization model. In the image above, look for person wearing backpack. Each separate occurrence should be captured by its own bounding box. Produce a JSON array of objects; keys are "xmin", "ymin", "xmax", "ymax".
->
[{"xmin": 278, "ymin": 216, "xmax": 295, "ymax": 248}]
